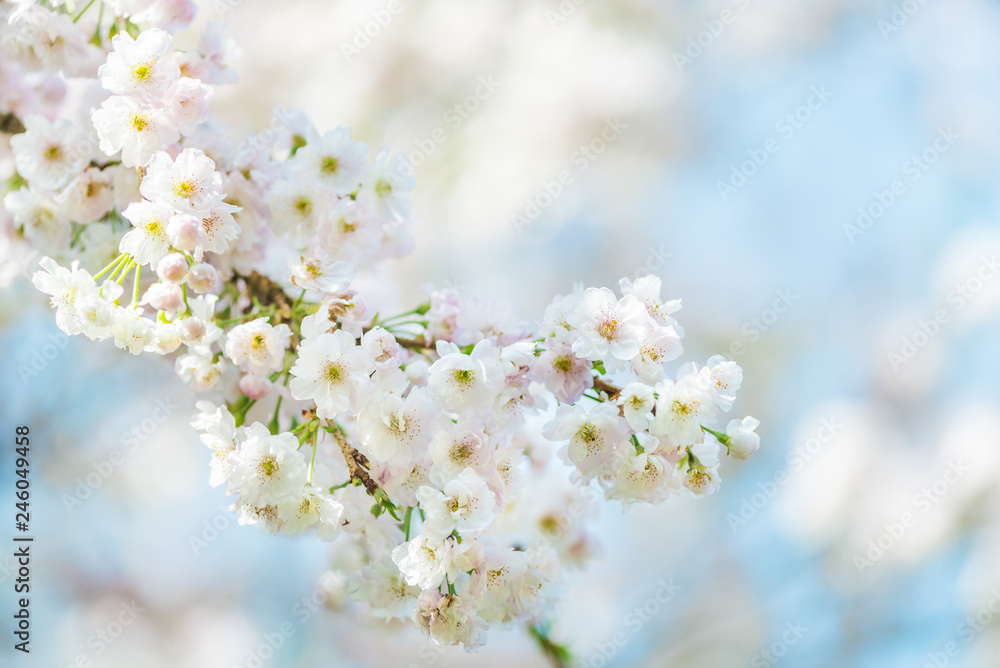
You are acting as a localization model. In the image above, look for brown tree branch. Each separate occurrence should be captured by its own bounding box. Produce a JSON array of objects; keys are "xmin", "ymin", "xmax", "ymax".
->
[
  {"xmin": 394, "ymin": 336, "xmax": 431, "ymax": 350},
  {"xmin": 593, "ymin": 377, "xmax": 622, "ymax": 401},
  {"xmin": 235, "ymin": 270, "xmax": 293, "ymax": 323},
  {"xmin": 327, "ymin": 420, "xmax": 381, "ymax": 498}
]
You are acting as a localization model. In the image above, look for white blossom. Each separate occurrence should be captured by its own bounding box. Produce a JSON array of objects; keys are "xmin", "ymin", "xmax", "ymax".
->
[
  {"xmin": 567, "ymin": 287, "xmax": 649, "ymax": 365},
  {"xmin": 224, "ymin": 318, "xmax": 293, "ymax": 375},
  {"xmin": 292, "ymin": 125, "xmax": 368, "ymax": 196},
  {"xmin": 10, "ymin": 115, "xmax": 89, "ymax": 190},
  {"xmin": 120, "ymin": 200, "xmax": 172, "ymax": 266},
  {"xmin": 288, "ymin": 329, "xmax": 374, "ymax": 419},
  {"xmin": 99, "ymin": 28, "xmax": 180, "ymax": 100},
  {"xmin": 229, "ymin": 423, "xmax": 308, "ymax": 505},
  {"xmin": 415, "ymin": 468, "xmax": 496, "ymax": 539},
  {"xmin": 92, "ymin": 96, "xmax": 179, "ymax": 167},
  {"xmin": 391, "ymin": 534, "xmax": 476, "ymax": 590},
  {"xmin": 544, "ymin": 403, "xmax": 629, "ymax": 480}
]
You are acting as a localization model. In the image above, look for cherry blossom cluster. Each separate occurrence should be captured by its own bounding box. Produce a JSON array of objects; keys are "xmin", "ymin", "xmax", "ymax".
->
[{"xmin": 1, "ymin": 2, "xmax": 760, "ymax": 656}]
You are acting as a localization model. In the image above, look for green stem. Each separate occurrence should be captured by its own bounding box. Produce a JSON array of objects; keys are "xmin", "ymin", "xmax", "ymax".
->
[
  {"xmin": 291, "ymin": 419, "xmax": 314, "ymax": 436},
  {"xmin": 292, "ymin": 288, "xmax": 306, "ymax": 312},
  {"xmin": 268, "ymin": 394, "xmax": 283, "ymax": 434},
  {"xmin": 382, "ymin": 319, "xmax": 428, "ymax": 331},
  {"xmin": 377, "ymin": 308, "xmax": 424, "ymax": 325},
  {"xmin": 113, "ymin": 258, "xmax": 135, "ymax": 284},
  {"xmin": 93, "ymin": 252, "xmax": 129, "ymax": 281},
  {"xmin": 229, "ymin": 395, "xmax": 257, "ymax": 427},
  {"xmin": 73, "ymin": 0, "xmax": 98, "ymax": 22},
  {"xmin": 69, "ymin": 223, "xmax": 87, "ymax": 248},
  {"xmin": 91, "ymin": 0, "xmax": 104, "ymax": 44},
  {"xmin": 131, "ymin": 263, "xmax": 141, "ymax": 305},
  {"xmin": 297, "ymin": 422, "xmax": 316, "ymax": 448},
  {"xmin": 215, "ymin": 313, "xmax": 260, "ymax": 327},
  {"xmin": 700, "ymin": 425, "xmax": 731, "ymax": 454},
  {"xmin": 329, "ymin": 480, "xmax": 351, "ymax": 492},
  {"xmin": 307, "ymin": 427, "xmax": 318, "ymax": 484},
  {"xmin": 402, "ymin": 506, "xmax": 414, "ymax": 541}
]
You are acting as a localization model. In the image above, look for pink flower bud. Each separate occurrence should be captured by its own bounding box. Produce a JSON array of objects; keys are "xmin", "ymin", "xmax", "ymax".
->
[
  {"xmin": 177, "ymin": 316, "xmax": 207, "ymax": 344},
  {"xmin": 239, "ymin": 374, "xmax": 271, "ymax": 400},
  {"xmin": 140, "ymin": 282, "xmax": 184, "ymax": 313},
  {"xmin": 157, "ymin": 252, "xmax": 189, "ymax": 283},
  {"xmin": 188, "ymin": 262, "xmax": 220, "ymax": 294},
  {"xmin": 167, "ymin": 213, "xmax": 201, "ymax": 251}
]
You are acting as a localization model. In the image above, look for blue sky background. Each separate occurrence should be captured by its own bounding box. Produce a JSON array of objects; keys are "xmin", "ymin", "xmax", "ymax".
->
[{"xmin": 3, "ymin": 0, "xmax": 1000, "ymax": 666}]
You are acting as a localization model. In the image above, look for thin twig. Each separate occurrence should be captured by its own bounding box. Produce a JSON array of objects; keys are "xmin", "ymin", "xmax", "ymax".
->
[
  {"xmin": 327, "ymin": 420, "xmax": 381, "ymax": 497},
  {"xmin": 593, "ymin": 377, "xmax": 622, "ymax": 401},
  {"xmin": 394, "ymin": 336, "xmax": 431, "ymax": 350}
]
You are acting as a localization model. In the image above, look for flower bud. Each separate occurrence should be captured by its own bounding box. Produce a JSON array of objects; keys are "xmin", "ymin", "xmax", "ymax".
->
[
  {"xmin": 141, "ymin": 282, "xmax": 184, "ymax": 313},
  {"xmin": 728, "ymin": 431, "xmax": 760, "ymax": 459},
  {"xmin": 167, "ymin": 213, "xmax": 201, "ymax": 251},
  {"xmin": 157, "ymin": 252, "xmax": 189, "ymax": 283},
  {"xmin": 188, "ymin": 262, "xmax": 220, "ymax": 294},
  {"xmin": 725, "ymin": 417, "xmax": 761, "ymax": 460},
  {"xmin": 239, "ymin": 373, "xmax": 271, "ymax": 400},
  {"xmin": 177, "ymin": 316, "xmax": 207, "ymax": 345}
]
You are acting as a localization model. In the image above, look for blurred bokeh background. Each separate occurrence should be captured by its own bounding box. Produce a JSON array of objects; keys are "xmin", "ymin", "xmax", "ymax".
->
[{"xmin": 4, "ymin": 0, "xmax": 1000, "ymax": 665}]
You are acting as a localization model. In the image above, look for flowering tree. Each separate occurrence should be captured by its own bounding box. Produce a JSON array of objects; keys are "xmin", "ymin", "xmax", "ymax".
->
[{"xmin": 1, "ymin": 2, "xmax": 761, "ymax": 661}]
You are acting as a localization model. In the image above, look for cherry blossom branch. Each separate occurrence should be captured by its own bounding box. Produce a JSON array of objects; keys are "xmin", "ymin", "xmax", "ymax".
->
[
  {"xmin": 11, "ymin": 13, "xmax": 763, "ymax": 656},
  {"xmin": 325, "ymin": 419, "xmax": 380, "ymax": 497},
  {"xmin": 592, "ymin": 377, "xmax": 622, "ymax": 401},
  {"xmin": 394, "ymin": 336, "xmax": 432, "ymax": 350},
  {"xmin": 324, "ymin": 418, "xmax": 401, "ymax": 519},
  {"xmin": 234, "ymin": 270, "xmax": 294, "ymax": 323},
  {"xmin": 230, "ymin": 273, "xmax": 617, "ymax": 412}
]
